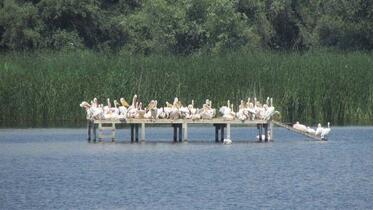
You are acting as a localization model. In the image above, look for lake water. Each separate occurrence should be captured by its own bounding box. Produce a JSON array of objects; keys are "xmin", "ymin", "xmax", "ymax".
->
[{"xmin": 0, "ymin": 126, "xmax": 372, "ymax": 209}]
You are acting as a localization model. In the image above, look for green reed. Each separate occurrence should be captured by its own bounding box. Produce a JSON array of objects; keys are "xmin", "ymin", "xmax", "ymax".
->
[{"xmin": 0, "ymin": 49, "xmax": 372, "ymax": 127}]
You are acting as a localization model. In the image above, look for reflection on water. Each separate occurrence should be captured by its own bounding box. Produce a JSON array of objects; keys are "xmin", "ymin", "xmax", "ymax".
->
[{"xmin": 0, "ymin": 127, "xmax": 372, "ymax": 209}]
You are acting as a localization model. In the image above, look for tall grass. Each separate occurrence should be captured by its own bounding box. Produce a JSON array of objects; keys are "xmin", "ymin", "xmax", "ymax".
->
[{"xmin": 0, "ymin": 49, "xmax": 372, "ymax": 127}]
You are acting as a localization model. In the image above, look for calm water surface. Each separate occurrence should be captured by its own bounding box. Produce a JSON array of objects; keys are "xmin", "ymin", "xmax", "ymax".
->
[{"xmin": 0, "ymin": 126, "xmax": 372, "ymax": 209}]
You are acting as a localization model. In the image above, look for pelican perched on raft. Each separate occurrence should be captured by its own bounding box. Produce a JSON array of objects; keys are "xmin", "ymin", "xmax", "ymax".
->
[
  {"xmin": 315, "ymin": 123, "xmax": 322, "ymax": 136},
  {"xmin": 293, "ymin": 121, "xmax": 307, "ymax": 132},
  {"xmin": 320, "ymin": 122, "xmax": 331, "ymax": 140}
]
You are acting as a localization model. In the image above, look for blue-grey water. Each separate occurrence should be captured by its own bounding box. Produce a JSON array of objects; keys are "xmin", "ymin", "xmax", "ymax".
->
[{"xmin": 0, "ymin": 126, "xmax": 372, "ymax": 209}]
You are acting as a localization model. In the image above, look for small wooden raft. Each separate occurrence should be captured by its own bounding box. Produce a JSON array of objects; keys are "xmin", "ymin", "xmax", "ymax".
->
[{"xmin": 272, "ymin": 121, "xmax": 323, "ymax": 141}]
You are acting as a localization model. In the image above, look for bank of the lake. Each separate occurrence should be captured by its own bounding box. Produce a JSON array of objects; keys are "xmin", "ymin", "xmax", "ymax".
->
[{"xmin": 1, "ymin": 50, "xmax": 372, "ymax": 127}]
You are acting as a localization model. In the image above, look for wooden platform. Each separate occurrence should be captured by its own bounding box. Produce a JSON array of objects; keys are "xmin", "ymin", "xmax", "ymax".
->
[
  {"xmin": 93, "ymin": 118, "xmax": 272, "ymax": 142},
  {"xmin": 95, "ymin": 118, "xmax": 268, "ymax": 125}
]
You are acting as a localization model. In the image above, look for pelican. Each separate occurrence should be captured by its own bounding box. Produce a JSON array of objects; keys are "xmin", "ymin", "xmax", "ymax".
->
[
  {"xmin": 111, "ymin": 100, "xmax": 120, "ymax": 115},
  {"xmin": 132, "ymin": 95, "xmax": 138, "ymax": 107},
  {"xmin": 120, "ymin": 98, "xmax": 129, "ymax": 108},
  {"xmin": 223, "ymin": 138, "xmax": 232, "ymax": 145},
  {"xmin": 236, "ymin": 100, "xmax": 248, "ymax": 121},
  {"xmin": 293, "ymin": 121, "xmax": 307, "ymax": 132},
  {"xmin": 220, "ymin": 100, "xmax": 235, "ymax": 120},
  {"xmin": 306, "ymin": 126, "xmax": 316, "ymax": 135},
  {"xmin": 321, "ymin": 122, "xmax": 331, "ymax": 140},
  {"xmin": 246, "ymin": 102, "xmax": 256, "ymax": 120},
  {"xmin": 219, "ymin": 100, "xmax": 230, "ymax": 116},
  {"xmin": 263, "ymin": 104, "xmax": 276, "ymax": 120},
  {"xmin": 200, "ymin": 104, "xmax": 214, "ymax": 119},
  {"xmin": 179, "ymin": 106, "xmax": 190, "ymax": 118},
  {"xmin": 80, "ymin": 101, "xmax": 91, "ymax": 108},
  {"xmin": 246, "ymin": 97, "xmax": 251, "ymax": 107},
  {"xmin": 158, "ymin": 107, "xmax": 167, "ymax": 119},
  {"xmin": 315, "ymin": 123, "xmax": 322, "ymax": 136},
  {"xmin": 107, "ymin": 98, "xmax": 111, "ymax": 108},
  {"xmin": 118, "ymin": 98, "xmax": 128, "ymax": 116},
  {"xmin": 92, "ymin": 98, "xmax": 98, "ymax": 108}
]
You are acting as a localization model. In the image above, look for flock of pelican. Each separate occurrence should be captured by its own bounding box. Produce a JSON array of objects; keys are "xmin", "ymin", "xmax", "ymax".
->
[
  {"xmin": 79, "ymin": 95, "xmax": 279, "ymax": 121},
  {"xmin": 293, "ymin": 121, "xmax": 331, "ymax": 140}
]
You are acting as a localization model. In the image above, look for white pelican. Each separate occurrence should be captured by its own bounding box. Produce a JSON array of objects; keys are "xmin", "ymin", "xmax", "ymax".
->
[
  {"xmin": 263, "ymin": 104, "xmax": 276, "ymax": 120},
  {"xmin": 92, "ymin": 98, "xmax": 98, "ymax": 108},
  {"xmin": 219, "ymin": 100, "xmax": 234, "ymax": 120},
  {"xmin": 321, "ymin": 122, "xmax": 331, "ymax": 140},
  {"xmin": 236, "ymin": 100, "xmax": 248, "ymax": 121},
  {"xmin": 306, "ymin": 126, "xmax": 316, "ymax": 135},
  {"xmin": 246, "ymin": 102, "xmax": 256, "ymax": 120},
  {"xmin": 200, "ymin": 104, "xmax": 214, "ymax": 119},
  {"xmin": 111, "ymin": 100, "xmax": 120, "ymax": 115},
  {"xmin": 80, "ymin": 101, "xmax": 91, "ymax": 108},
  {"xmin": 315, "ymin": 123, "xmax": 322, "ymax": 136},
  {"xmin": 223, "ymin": 138, "xmax": 232, "ymax": 145},
  {"xmin": 293, "ymin": 121, "xmax": 307, "ymax": 132}
]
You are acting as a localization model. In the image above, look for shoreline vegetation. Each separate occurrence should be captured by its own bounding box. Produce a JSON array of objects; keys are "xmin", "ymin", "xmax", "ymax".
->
[{"xmin": 1, "ymin": 49, "xmax": 372, "ymax": 127}]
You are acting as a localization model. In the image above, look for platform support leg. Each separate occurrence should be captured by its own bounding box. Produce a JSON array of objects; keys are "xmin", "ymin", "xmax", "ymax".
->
[
  {"xmin": 173, "ymin": 124, "xmax": 177, "ymax": 143},
  {"xmin": 93, "ymin": 123, "xmax": 96, "ymax": 142},
  {"xmin": 264, "ymin": 124, "xmax": 268, "ymax": 142},
  {"xmin": 178, "ymin": 124, "xmax": 182, "ymax": 142},
  {"xmin": 135, "ymin": 124, "xmax": 139, "ymax": 143},
  {"xmin": 130, "ymin": 124, "xmax": 134, "ymax": 143},
  {"xmin": 112, "ymin": 123, "xmax": 116, "ymax": 142},
  {"xmin": 221, "ymin": 124, "xmax": 225, "ymax": 142},
  {"xmin": 227, "ymin": 123, "xmax": 231, "ymax": 140},
  {"xmin": 141, "ymin": 123, "xmax": 145, "ymax": 143},
  {"xmin": 214, "ymin": 124, "xmax": 219, "ymax": 143},
  {"xmin": 183, "ymin": 123, "xmax": 188, "ymax": 142},
  {"xmin": 98, "ymin": 123, "xmax": 103, "ymax": 142},
  {"xmin": 269, "ymin": 121, "xmax": 273, "ymax": 141},
  {"xmin": 257, "ymin": 124, "xmax": 262, "ymax": 142}
]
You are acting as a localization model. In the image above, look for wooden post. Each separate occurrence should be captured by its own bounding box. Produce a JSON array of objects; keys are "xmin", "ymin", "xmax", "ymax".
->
[
  {"xmin": 135, "ymin": 124, "xmax": 139, "ymax": 143},
  {"xmin": 131, "ymin": 124, "xmax": 135, "ymax": 143},
  {"xmin": 214, "ymin": 124, "xmax": 219, "ymax": 142},
  {"xmin": 141, "ymin": 123, "xmax": 145, "ymax": 143},
  {"xmin": 178, "ymin": 124, "xmax": 182, "ymax": 142},
  {"xmin": 183, "ymin": 123, "xmax": 188, "ymax": 142},
  {"xmin": 221, "ymin": 124, "xmax": 225, "ymax": 142},
  {"xmin": 257, "ymin": 124, "xmax": 262, "ymax": 142},
  {"xmin": 269, "ymin": 121, "xmax": 273, "ymax": 141},
  {"xmin": 227, "ymin": 123, "xmax": 231, "ymax": 140},
  {"xmin": 98, "ymin": 123, "xmax": 103, "ymax": 142},
  {"xmin": 264, "ymin": 123, "xmax": 268, "ymax": 142},
  {"xmin": 111, "ymin": 123, "xmax": 116, "ymax": 142},
  {"xmin": 93, "ymin": 122, "xmax": 97, "ymax": 142},
  {"xmin": 173, "ymin": 124, "xmax": 177, "ymax": 142}
]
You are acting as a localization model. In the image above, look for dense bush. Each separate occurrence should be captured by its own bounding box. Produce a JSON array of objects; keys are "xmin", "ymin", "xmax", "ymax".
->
[{"xmin": 1, "ymin": 0, "xmax": 373, "ymax": 53}]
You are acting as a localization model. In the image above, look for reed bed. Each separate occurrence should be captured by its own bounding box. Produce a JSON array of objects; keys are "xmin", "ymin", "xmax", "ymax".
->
[{"xmin": 0, "ymin": 50, "xmax": 372, "ymax": 127}]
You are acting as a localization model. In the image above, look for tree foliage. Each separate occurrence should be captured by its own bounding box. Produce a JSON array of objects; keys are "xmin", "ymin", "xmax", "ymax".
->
[{"xmin": 1, "ymin": 0, "xmax": 372, "ymax": 53}]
